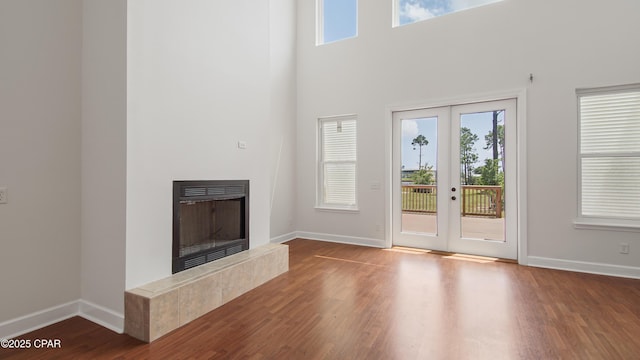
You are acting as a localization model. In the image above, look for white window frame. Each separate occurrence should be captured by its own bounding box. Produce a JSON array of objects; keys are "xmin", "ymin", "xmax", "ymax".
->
[
  {"xmin": 575, "ymin": 83, "xmax": 640, "ymax": 232},
  {"xmin": 317, "ymin": 115, "xmax": 358, "ymax": 211},
  {"xmin": 316, "ymin": 0, "xmax": 358, "ymax": 45},
  {"xmin": 316, "ymin": 0, "xmax": 325, "ymax": 45}
]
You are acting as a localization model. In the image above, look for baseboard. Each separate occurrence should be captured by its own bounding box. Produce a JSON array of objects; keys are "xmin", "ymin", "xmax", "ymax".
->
[
  {"xmin": 527, "ymin": 256, "xmax": 640, "ymax": 279},
  {"xmin": 0, "ymin": 299, "xmax": 124, "ymax": 339},
  {"xmin": 78, "ymin": 300, "xmax": 124, "ymax": 334},
  {"xmin": 296, "ymin": 231, "xmax": 386, "ymax": 248},
  {"xmin": 0, "ymin": 300, "xmax": 79, "ymax": 339},
  {"xmin": 270, "ymin": 231, "xmax": 297, "ymax": 244}
]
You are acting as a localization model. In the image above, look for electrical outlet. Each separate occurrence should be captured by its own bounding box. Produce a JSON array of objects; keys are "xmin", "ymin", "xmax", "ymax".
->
[
  {"xmin": 0, "ymin": 187, "xmax": 7, "ymax": 204},
  {"xmin": 620, "ymin": 243, "xmax": 630, "ymax": 254}
]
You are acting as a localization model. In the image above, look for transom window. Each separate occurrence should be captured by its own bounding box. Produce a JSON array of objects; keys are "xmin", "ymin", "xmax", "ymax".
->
[
  {"xmin": 577, "ymin": 84, "xmax": 640, "ymax": 228},
  {"xmin": 394, "ymin": 0, "xmax": 503, "ymax": 27},
  {"xmin": 316, "ymin": 0, "xmax": 358, "ymax": 45}
]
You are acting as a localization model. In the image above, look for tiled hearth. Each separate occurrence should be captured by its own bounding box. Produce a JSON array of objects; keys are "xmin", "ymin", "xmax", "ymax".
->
[{"xmin": 124, "ymin": 243, "xmax": 288, "ymax": 342}]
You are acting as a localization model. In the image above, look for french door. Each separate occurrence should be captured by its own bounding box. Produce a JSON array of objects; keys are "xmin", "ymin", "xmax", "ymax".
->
[{"xmin": 392, "ymin": 99, "xmax": 517, "ymax": 260}]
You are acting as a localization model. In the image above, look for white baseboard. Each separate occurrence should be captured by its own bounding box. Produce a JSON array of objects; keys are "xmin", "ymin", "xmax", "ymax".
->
[
  {"xmin": 78, "ymin": 300, "xmax": 124, "ymax": 334},
  {"xmin": 0, "ymin": 299, "xmax": 124, "ymax": 339},
  {"xmin": 0, "ymin": 300, "xmax": 79, "ymax": 339},
  {"xmin": 527, "ymin": 256, "xmax": 640, "ymax": 279},
  {"xmin": 270, "ymin": 231, "xmax": 297, "ymax": 244},
  {"xmin": 296, "ymin": 231, "xmax": 386, "ymax": 248}
]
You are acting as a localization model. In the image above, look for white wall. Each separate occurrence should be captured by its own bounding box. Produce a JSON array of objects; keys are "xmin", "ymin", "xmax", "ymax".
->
[
  {"xmin": 1, "ymin": 0, "xmax": 296, "ymax": 334},
  {"xmin": 269, "ymin": 0, "xmax": 298, "ymax": 240},
  {"xmin": 0, "ymin": 0, "xmax": 82, "ymax": 322},
  {"xmin": 126, "ymin": 0, "xmax": 272, "ymax": 289},
  {"xmin": 81, "ymin": 0, "xmax": 127, "ymax": 323},
  {"xmin": 296, "ymin": 0, "xmax": 640, "ymax": 271}
]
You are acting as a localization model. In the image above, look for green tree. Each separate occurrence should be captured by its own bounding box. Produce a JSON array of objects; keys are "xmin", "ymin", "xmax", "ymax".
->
[
  {"xmin": 474, "ymin": 159, "xmax": 504, "ymax": 215},
  {"xmin": 460, "ymin": 127, "xmax": 479, "ymax": 185},
  {"xmin": 410, "ymin": 164, "xmax": 435, "ymax": 185},
  {"xmin": 484, "ymin": 123, "xmax": 505, "ymax": 172},
  {"xmin": 411, "ymin": 134, "xmax": 429, "ymax": 170},
  {"xmin": 476, "ymin": 159, "xmax": 502, "ymax": 186}
]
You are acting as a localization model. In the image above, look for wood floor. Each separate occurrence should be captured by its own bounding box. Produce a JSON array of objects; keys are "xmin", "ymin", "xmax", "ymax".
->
[{"xmin": 3, "ymin": 239, "xmax": 640, "ymax": 359}]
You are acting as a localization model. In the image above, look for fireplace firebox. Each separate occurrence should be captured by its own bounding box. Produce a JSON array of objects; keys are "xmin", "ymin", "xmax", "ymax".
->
[{"xmin": 172, "ymin": 180, "xmax": 249, "ymax": 274}]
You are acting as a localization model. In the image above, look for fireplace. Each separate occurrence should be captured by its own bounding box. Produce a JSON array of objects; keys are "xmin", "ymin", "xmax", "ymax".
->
[{"xmin": 172, "ymin": 180, "xmax": 249, "ymax": 273}]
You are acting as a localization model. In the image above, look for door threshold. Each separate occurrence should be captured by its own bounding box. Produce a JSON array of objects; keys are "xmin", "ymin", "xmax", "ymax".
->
[{"xmin": 388, "ymin": 246, "xmax": 517, "ymax": 264}]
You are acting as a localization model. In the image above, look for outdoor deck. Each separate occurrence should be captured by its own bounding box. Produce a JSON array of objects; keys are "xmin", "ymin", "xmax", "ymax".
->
[
  {"xmin": 401, "ymin": 184, "xmax": 505, "ymax": 241},
  {"xmin": 402, "ymin": 212, "xmax": 505, "ymax": 241}
]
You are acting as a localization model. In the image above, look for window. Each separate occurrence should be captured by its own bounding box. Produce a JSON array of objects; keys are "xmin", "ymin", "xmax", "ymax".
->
[
  {"xmin": 394, "ymin": 0, "xmax": 503, "ymax": 27},
  {"xmin": 317, "ymin": 0, "xmax": 357, "ymax": 45},
  {"xmin": 318, "ymin": 116, "xmax": 357, "ymax": 210},
  {"xmin": 577, "ymin": 84, "xmax": 640, "ymax": 229}
]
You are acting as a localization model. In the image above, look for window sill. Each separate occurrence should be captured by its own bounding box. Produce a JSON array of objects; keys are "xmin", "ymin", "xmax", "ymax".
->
[
  {"xmin": 573, "ymin": 218, "xmax": 640, "ymax": 232},
  {"xmin": 315, "ymin": 206, "xmax": 359, "ymax": 213}
]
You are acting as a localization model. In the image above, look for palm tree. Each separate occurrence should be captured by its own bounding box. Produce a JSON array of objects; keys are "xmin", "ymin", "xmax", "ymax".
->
[{"xmin": 411, "ymin": 134, "xmax": 429, "ymax": 169}]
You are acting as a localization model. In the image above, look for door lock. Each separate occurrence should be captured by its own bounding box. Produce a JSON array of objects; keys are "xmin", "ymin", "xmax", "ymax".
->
[{"xmin": 451, "ymin": 187, "xmax": 456, "ymax": 192}]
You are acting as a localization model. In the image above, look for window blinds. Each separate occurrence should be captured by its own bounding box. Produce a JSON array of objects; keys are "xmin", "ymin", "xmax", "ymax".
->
[
  {"xmin": 321, "ymin": 118, "xmax": 357, "ymax": 207},
  {"xmin": 579, "ymin": 89, "xmax": 640, "ymax": 219}
]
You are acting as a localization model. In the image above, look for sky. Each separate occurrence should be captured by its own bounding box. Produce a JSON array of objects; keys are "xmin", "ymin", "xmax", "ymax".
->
[
  {"xmin": 401, "ymin": 111, "xmax": 504, "ymax": 171},
  {"xmin": 323, "ymin": 0, "xmax": 357, "ymax": 43},
  {"xmin": 399, "ymin": 0, "xmax": 503, "ymax": 25}
]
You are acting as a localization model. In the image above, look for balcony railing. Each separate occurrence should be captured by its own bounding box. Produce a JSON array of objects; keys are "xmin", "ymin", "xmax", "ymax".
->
[
  {"xmin": 401, "ymin": 185, "xmax": 503, "ymax": 218},
  {"xmin": 401, "ymin": 185, "xmax": 437, "ymax": 213}
]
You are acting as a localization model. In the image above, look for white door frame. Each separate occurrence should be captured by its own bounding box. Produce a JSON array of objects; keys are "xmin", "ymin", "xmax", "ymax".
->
[
  {"xmin": 448, "ymin": 99, "xmax": 517, "ymax": 259},
  {"xmin": 391, "ymin": 107, "xmax": 450, "ymax": 251},
  {"xmin": 384, "ymin": 89, "xmax": 528, "ymax": 264}
]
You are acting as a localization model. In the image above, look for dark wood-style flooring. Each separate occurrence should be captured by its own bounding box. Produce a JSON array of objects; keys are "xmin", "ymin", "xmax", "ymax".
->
[{"xmin": 2, "ymin": 239, "xmax": 640, "ymax": 359}]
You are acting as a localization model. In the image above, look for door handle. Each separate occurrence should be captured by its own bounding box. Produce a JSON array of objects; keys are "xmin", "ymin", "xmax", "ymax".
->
[{"xmin": 451, "ymin": 196, "xmax": 457, "ymax": 200}]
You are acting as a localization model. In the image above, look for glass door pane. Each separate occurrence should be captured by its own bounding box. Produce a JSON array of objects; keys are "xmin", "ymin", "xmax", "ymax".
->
[
  {"xmin": 401, "ymin": 117, "xmax": 438, "ymax": 235},
  {"xmin": 459, "ymin": 111, "xmax": 506, "ymax": 241}
]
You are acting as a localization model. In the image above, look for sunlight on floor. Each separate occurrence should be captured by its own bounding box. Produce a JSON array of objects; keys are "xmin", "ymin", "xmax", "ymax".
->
[
  {"xmin": 313, "ymin": 255, "xmax": 389, "ymax": 267},
  {"xmin": 386, "ymin": 246, "xmax": 505, "ymax": 264}
]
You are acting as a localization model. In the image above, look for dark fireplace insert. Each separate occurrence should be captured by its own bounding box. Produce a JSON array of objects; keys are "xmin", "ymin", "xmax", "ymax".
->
[{"xmin": 172, "ymin": 180, "xmax": 249, "ymax": 274}]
